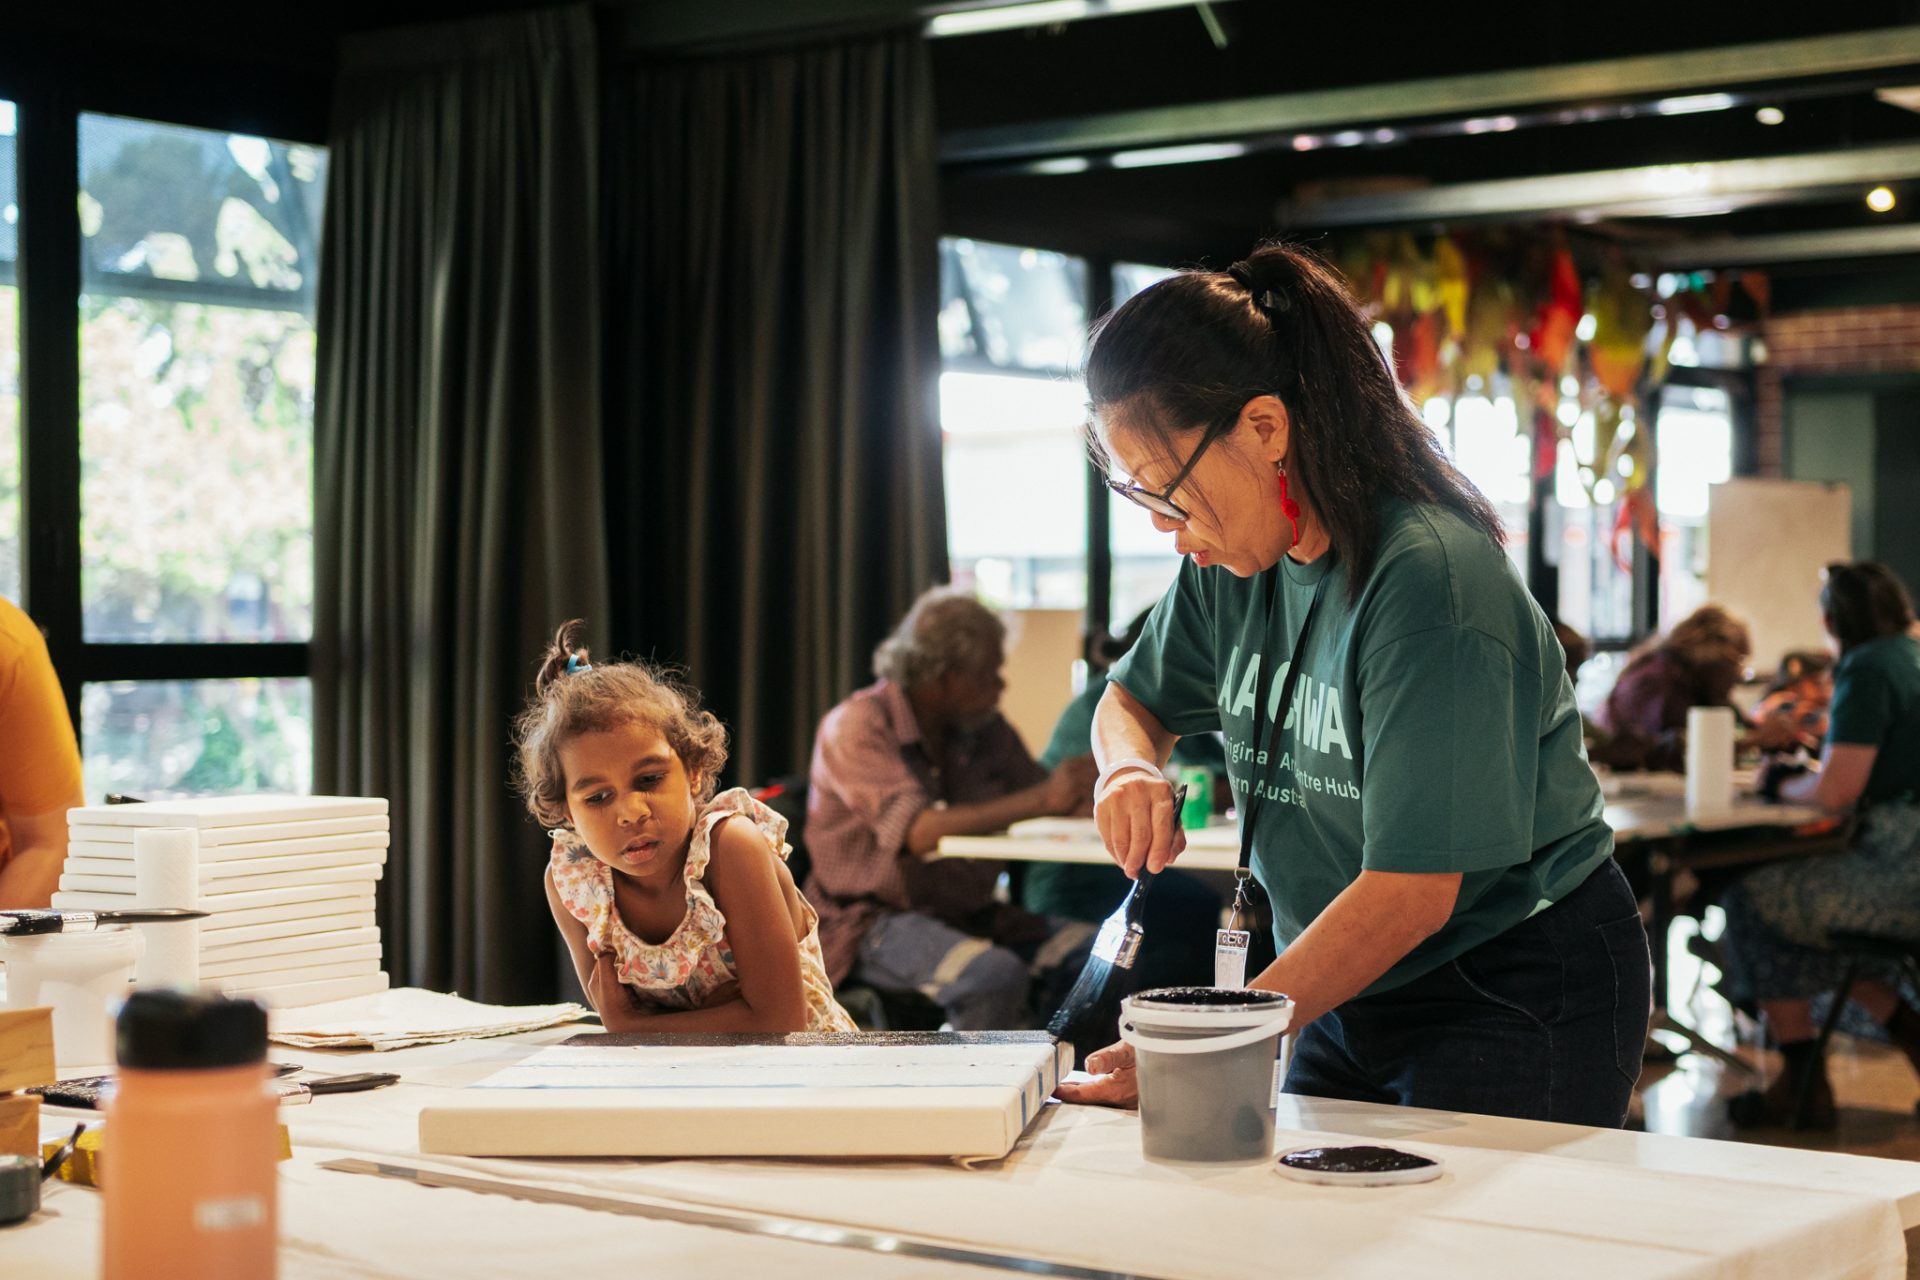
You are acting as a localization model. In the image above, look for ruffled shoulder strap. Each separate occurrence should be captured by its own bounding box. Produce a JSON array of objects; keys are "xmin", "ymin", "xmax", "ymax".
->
[
  {"xmin": 546, "ymin": 836, "xmax": 610, "ymax": 932},
  {"xmin": 685, "ymin": 786, "xmax": 791, "ymax": 883}
]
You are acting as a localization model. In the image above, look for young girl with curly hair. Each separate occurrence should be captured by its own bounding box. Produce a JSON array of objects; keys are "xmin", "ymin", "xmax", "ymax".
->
[{"xmin": 514, "ymin": 621, "xmax": 853, "ymax": 1032}]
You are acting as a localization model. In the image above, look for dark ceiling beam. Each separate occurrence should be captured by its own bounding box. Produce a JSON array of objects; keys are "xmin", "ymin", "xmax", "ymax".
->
[
  {"xmin": 1647, "ymin": 225, "xmax": 1920, "ymax": 268},
  {"xmin": 941, "ymin": 25, "xmax": 1920, "ymax": 165},
  {"xmin": 1271, "ymin": 142, "xmax": 1920, "ymax": 228}
]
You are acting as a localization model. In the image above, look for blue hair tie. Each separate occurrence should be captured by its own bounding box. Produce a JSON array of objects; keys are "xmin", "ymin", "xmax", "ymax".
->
[{"xmin": 565, "ymin": 654, "xmax": 592, "ymax": 675}]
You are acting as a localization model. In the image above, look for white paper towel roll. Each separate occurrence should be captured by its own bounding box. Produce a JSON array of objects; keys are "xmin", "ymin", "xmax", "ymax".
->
[
  {"xmin": 134, "ymin": 826, "xmax": 201, "ymax": 988},
  {"xmin": 1685, "ymin": 706, "xmax": 1736, "ymax": 818}
]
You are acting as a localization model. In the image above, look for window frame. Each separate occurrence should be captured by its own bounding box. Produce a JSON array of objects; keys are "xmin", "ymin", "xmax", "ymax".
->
[
  {"xmin": 944, "ymin": 236, "xmax": 1760, "ymax": 652},
  {"xmin": 9, "ymin": 80, "xmax": 321, "ymax": 773}
]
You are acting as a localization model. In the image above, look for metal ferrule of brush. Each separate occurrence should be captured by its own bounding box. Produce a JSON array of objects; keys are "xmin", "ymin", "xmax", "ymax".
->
[{"xmin": 0, "ymin": 910, "xmax": 97, "ymax": 936}]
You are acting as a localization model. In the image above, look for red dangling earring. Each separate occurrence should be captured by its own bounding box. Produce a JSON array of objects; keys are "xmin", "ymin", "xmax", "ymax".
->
[{"xmin": 1277, "ymin": 460, "xmax": 1301, "ymax": 549}]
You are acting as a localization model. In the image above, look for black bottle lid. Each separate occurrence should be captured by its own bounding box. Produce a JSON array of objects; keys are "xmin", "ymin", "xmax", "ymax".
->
[{"xmin": 116, "ymin": 990, "xmax": 268, "ymax": 1071}]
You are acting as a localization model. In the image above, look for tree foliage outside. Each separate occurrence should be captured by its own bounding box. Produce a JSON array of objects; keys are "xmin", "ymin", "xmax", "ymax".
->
[
  {"xmin": 81, "ymin": 678, "xmax": 312, "ymax": 803},
  {"xmin": 80, "ymin": 296, "xmax": 315, "ymax": 643}
]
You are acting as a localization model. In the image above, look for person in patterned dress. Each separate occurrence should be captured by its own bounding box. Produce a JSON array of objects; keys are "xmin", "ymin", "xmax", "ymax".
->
[{"xmin": 514, "ymin": 620, "xmax": 854, "ymax": 1033}]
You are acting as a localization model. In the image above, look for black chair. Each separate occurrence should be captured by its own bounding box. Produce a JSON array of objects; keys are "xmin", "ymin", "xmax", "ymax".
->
[
  {"xmin": 1797, "ymin": 930, "xmax": 1920, "ymax": 1128},
  {"xmin": 750, "ymin": 775, "xmax": 945, "ymax": 1032}
]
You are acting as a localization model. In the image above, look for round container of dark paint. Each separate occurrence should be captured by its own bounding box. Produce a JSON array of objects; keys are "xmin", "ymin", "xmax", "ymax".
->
[{"xmin": 1118, "ymin": 986, "xmax": 1294, "ymax": 1166}]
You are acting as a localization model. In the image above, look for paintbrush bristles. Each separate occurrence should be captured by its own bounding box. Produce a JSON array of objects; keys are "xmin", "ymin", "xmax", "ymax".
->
[{"xmin": 1045, "ymin": 954, "xmax": 1113, "ymax": 1040}]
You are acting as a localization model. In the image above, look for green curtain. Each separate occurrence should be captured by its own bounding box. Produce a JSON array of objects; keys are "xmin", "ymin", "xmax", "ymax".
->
[
  {"xmin": 603, "ymin": 30, "xmax": 948, "ymax": 788},
  {"xmin": 312, "ymin": 6, "xmax": 609, "ymax": 1001}
]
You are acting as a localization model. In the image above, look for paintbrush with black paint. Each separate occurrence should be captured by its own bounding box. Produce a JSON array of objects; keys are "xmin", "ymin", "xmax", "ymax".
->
[
  {"xmin": 1045, "ymin": 784, "xmax": 1185, "ymax": 1049},
  {"xmin": 0, "ymin": 908, "xmax": 208, "ymax": 936}
]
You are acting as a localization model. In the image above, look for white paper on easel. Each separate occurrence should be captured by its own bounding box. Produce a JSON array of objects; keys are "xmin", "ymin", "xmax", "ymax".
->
[
  {"xmin": 1686, "ymin": 706, "xmax": 1736, "ymax": 818},
  {"xmin": 420, "ymin": 1033, "xmax": 1072, "ymax": 1159}
]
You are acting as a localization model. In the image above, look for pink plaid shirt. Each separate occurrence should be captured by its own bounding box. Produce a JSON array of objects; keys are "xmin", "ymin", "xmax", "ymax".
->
[{"xmin": 804, "ymin": 680, "xmax": 1047, "ymax": 983}]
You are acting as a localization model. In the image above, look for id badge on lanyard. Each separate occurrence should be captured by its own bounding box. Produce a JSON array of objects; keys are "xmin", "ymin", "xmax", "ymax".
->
[
  {"xmin": 1217, "ymin": 569, "xmax": 1330, "ymax": 989},
  {"xmin": 1215, "ymin": 871, "xmax": 1254, "ymax": 989}
]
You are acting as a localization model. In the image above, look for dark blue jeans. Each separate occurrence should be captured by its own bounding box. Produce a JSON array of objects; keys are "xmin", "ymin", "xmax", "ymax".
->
[{"xmin": 1283, "ymin": 859, "xmax": 1651, "ymax": 1127}]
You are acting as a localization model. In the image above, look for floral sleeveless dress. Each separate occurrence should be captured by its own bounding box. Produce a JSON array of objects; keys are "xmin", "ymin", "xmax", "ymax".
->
[{"xmin": 549, "ymin": 787, "xmax": 855, "ymax": 1032}]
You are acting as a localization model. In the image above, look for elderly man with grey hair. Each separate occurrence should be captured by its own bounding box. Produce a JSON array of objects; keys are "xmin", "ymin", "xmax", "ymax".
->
[{"xmin": 805, "ymin": 588, "xmax": 1100, "ymax": 1029}]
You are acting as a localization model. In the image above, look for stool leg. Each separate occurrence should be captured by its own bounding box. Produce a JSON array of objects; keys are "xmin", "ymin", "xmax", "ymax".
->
[{"xmin": 1796, "ymin": 956, "xmax": 1860, "ymax": 1130}]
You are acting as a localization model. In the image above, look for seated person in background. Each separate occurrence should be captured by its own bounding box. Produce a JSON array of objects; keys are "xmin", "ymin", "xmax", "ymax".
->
[
  {"xmin": 0, "ymin": 597, "xmax": 84, "ymax": 908},
  {"xmin": 516, "ymin": 621, "xmax": 855, "ymax": 1033},
  {"xmin": 1752, "ymin": 650, "xmax": 1834, "ymax": 751},
  {"xmin": 1720, "ymin": 562, "xmax": 1920, "ymax": 1127},
  {"xmin": 1025, "ymin": 607, "xmax": 1223, "ymax": 989},
  {"xmin": 1590, "ymin": 603, "xmax": 1794, "ymax": 772},
  {"xmin": 806, "ymin": 589, "xmax": 1099, "ymax": 1030}
]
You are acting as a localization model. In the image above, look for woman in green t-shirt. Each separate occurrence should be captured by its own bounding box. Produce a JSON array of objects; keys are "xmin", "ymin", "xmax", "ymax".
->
[
  {"xmin": 1053, "ymin": 243, "xmax": 1651, "ymax": 1128},
  {"xmin": 1721, "ymin": 561, "xmax": 1920, "ymax": 1128}
]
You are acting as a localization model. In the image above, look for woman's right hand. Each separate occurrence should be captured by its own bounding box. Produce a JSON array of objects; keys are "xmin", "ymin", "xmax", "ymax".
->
[
  {"xmin": 1094, "ymin": 770, "xmax": 1186, "ymax": 877},
  {"xmin": 1053, "ymin": 1041, "xmax": 1138, "ymax": 1108}
]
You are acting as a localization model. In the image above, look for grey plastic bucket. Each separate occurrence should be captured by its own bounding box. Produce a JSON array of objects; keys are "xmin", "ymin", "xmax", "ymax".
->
[{"xmin": 1119, "ymin": 986, "xmax": 1294, "ymax": 1165}]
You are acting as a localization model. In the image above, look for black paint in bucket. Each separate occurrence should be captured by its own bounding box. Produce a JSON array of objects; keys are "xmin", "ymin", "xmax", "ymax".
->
[{"xmin": 1129, "ymin": 986, "xmax": 1289, "ymax": 1009}]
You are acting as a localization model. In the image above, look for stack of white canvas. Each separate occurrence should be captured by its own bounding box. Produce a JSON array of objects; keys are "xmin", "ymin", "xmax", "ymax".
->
[{"xmin": 52, "ymin": 795, "xmax": 392, "ymax": 1008}]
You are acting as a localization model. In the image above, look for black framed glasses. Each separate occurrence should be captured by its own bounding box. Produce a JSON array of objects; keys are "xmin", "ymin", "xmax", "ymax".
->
[{"xmin": 1104, "ymin": 426, "xmax": 1229, "ymax": 524}]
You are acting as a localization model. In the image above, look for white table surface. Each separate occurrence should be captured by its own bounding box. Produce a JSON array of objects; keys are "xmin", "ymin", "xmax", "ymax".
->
[
  {"xmin": 935, "ymin": 792, "xmax": 1833, "ymax": 868},
  {"xmin": 10, "ymin": 1022, "xmax": 1920, "ymax": 1279}
]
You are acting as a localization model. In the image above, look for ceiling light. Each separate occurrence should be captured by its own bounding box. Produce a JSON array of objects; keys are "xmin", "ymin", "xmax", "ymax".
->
[
  {"xmin": 926, "ymin": 0, "xmax": 1183, "ymax": 36},
  {"xmin": 1755, "ymin": 106, "xmax": 1785, "ymax": 126},
  {"xmin": 1109, "ymin": 142, "xmax": 1247, "ymax": 169},
  {"xmin": 1655, "ymin": 93, "xmax": 1736, "ymax": 116},
  {"xmin": 1869, "ymin": 185, "xmax": 1897, "ymax": 212},
  {"xmin": 1875, "ymin": 86, "xmax": 1920, "ymax": 114}
]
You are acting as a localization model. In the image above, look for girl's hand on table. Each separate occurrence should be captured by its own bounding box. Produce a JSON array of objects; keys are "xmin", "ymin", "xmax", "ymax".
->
[
  {"xmin": 587, "ymin": 950, "xmax": 627, "ymax": 1017},
  {"xmin": 1094, "ymin": 772, "xmax": 1186, "ymax": 877},
  {"xmin": 1053, "ymin": 1041, "xmax": 1138, "ymax": 1109}
]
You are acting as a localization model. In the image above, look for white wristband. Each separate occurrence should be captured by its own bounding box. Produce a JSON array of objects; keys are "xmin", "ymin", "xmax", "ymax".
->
[{"xmin": 1095, "ymin": 757, "xmax": 1165, "ymax": 802}]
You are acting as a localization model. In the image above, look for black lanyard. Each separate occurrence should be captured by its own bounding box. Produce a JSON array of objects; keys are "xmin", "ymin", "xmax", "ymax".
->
[{"xmin": 1230, "ymin": 562, "xmax": 1331, "ymax": 920}]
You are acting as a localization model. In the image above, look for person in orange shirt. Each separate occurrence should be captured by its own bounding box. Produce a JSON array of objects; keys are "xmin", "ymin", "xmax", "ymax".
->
[{"xmin": 0, "ymin": 598, "xmax": 84, "ymax": 907}]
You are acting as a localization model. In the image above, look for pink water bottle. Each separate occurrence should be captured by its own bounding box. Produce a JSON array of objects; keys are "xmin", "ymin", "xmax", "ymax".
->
[{"xmin": 102, "ymin": 990, "xmax": 278, "ymax": 1279}]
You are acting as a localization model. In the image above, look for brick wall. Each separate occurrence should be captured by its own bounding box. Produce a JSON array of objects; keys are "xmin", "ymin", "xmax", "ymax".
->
[{"xmin": 1756, "ymin": 305, "xmax": 1920, "ymax": 472}]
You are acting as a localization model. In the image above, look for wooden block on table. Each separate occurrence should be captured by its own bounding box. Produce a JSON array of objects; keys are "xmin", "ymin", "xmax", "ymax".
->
[
  {"xmin": 0, "ymin": 1091, "xmax": 40, "ymax": 1159},
  {"xmin": 0, "ymin": 1007, "xmax": 56, "ymax": 1092}
]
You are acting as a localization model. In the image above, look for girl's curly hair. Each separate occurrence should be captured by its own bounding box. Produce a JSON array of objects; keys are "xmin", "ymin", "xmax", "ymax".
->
[{"xmin": 511, "ymin": 620, "xmax": 729, "ymax": 829}]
